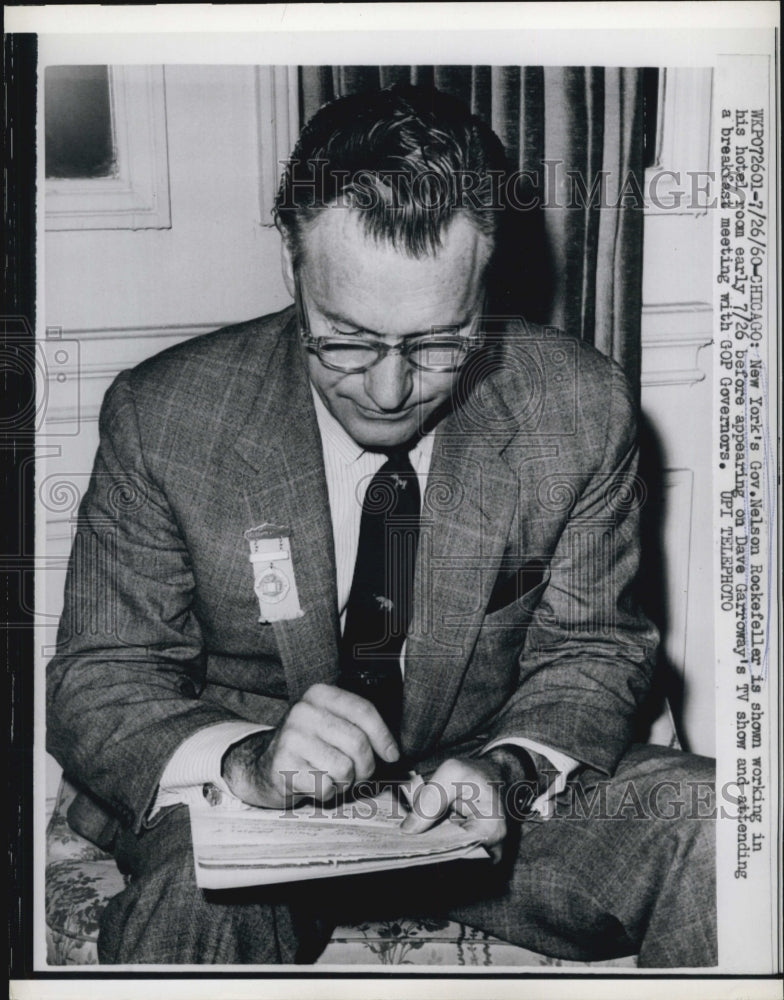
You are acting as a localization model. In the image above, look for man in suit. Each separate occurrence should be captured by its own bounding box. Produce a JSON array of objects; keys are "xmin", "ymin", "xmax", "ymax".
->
[{"xmin": 47, "ymin": 84, "xmax": 716, "ymax": 966}]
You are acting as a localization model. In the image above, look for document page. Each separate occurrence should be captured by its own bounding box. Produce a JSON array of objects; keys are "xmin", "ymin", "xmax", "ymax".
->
[{"xmin": 190, "ymin": 787, "xmax": 488, "ymax": 889}]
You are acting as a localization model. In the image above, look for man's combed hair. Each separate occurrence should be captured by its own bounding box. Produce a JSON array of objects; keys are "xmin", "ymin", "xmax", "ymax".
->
[{"xmin": 275, "ymin": 84, "xmax": 509, "ymax": 266}]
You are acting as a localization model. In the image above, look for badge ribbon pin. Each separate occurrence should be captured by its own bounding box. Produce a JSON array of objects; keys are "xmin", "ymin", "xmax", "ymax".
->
[{"xmin": 244, "ymin": 523, "xmax": 303, "ymax": 623}]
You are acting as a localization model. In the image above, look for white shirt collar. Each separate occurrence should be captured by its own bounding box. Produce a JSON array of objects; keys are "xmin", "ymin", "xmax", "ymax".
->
[
  {"xmin": 310, "ymin": 384, "xmax": 365, "ymax": 464},
  {"xmin": 309, "ymin": 382, "xmax": 436, "ymax": 472}
]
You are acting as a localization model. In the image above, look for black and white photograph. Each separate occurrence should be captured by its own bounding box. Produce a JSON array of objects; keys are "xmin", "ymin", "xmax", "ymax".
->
[{"xmin": 5, "ymin": 4, "xmax": 781, "ymax": 997}]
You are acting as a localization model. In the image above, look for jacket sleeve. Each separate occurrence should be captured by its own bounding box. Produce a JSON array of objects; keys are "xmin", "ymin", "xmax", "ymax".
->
[
  {"xmin": 46, "ymin": 372, "xmax": 248, "ymax": 832},
  {"xmin": 485, "ymin": 363, "xmax": 660, "ymax": 777}
]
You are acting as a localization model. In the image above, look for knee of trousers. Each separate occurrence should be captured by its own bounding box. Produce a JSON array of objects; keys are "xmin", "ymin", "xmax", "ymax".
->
[
  {"xmin": 607, "ymin": 746, "xmax": 718, "ymax": 828},
  {"xmin": 98, "ymin": 817, "xmax": 296, "ymax": 964}
]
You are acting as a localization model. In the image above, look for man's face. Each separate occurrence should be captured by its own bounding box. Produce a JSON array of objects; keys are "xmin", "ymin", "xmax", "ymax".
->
[{"xmin": 286, "ymin": 210, "xmax": 491, "ymax": 451}]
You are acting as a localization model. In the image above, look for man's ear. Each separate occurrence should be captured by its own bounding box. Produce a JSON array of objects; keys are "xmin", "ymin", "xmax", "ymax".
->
[{"xmin": 279, "ymin": 230, "xmax": 296, "ymax": 298}]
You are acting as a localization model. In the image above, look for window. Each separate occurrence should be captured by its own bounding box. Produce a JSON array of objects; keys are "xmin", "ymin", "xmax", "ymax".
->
[
  {"xmin": 45, "ymin": 66, "xmax": 171, "ymax": 231},
  {"xmin": 45, "ymin": 66, "xmax": 116, "ymax": 180}
]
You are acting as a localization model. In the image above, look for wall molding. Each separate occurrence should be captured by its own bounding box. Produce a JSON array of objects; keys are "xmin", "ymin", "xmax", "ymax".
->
[
  {"xmin": 256, "ymin": 66, "xmax": 299, "ymax": 228},
  {"xmin": 47, "ymin": 322, "xmax": 225, "ymax": 342},
  {"xmin": 46, "ymin": 66, "xmax": 172, "ymax": 232},
  {"xmin": 644, "ymin": 67, "xmax": 714, "ymax": 217},
  {"xmin": 656, "ymin": 468, "xmax": 694, "ymax": 674},
  {"xmin": 44, "ymin": 524, "xmax": 77, "ymax": 543},
  {"xmin": 641, "ymin": 301, "xmax": 713, "ymax": 387},
  {"xmin": 40, "ymin": 322, "xmax": 228, "ymax": 425}
]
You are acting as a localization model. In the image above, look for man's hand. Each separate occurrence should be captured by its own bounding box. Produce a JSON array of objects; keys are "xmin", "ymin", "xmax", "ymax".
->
[
  {"xmin": 400, "ymin": 757, "xmax": 508, "ymax": 863},
  {"xmin": 221, "ymin": 683, "xmax": 400, "ymax": 809}
]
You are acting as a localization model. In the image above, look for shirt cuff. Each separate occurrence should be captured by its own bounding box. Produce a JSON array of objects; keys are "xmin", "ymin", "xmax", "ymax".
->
[
  {"xmin": 479, "ymin": 737, "xmax": 579, "ymax": 818},
  {"xmin": 149, "ymin": 721, "xmax": 272, "ymax": 818}
]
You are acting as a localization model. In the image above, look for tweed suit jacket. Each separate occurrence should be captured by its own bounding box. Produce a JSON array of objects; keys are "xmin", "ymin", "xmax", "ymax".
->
[{"xmin": 47, "ymin": 306, "xmax": 659, "ymax": 847}]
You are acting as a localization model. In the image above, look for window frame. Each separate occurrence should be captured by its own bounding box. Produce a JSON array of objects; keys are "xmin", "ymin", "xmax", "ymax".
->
[{"xmin": 45, "ymin": 65, "xmax": 171, "ymax": 231}]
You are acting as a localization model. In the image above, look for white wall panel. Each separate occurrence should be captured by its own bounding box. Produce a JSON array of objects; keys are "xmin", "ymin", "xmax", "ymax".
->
[{"xmin": 640, "ymin": 69, "xmax": 716, "ymax": 756}]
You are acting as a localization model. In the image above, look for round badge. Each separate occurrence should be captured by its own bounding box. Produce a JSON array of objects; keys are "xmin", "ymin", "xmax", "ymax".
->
[{"xmin": 254, "ymin": 566, "xmax": 290, "ymax": 603}]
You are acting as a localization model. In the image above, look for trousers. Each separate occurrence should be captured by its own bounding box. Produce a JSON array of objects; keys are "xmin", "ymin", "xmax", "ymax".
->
[{"xmin": 98, "ymin": 744, "xmax": 717, "ymax": 967}]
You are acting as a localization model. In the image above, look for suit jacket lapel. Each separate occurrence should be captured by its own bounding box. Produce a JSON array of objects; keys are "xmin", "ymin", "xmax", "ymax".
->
[
  {"xmin": 232, "ymin": 316, "xmax": 341, "ymax": 704},
  {"xmin": 401, "ymin": 390, "xmax": 522, "ymax": 757}
]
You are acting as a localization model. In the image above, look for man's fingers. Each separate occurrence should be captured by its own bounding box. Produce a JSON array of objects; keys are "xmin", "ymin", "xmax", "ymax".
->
[
  {"xmin": 400, "ymin": 758, "xmax": 507, "ymax": 857},
  {"xmin": 302, "ymin": 683, "xmax": 400, "ymax": 762},
  {"xmin": 269, "ymin": 736, "xmax": 355, "ymax": 802},
  {"xmin": 275, "ymin": 731, "xmax": 359, "ymax": 795},
  {"xmin": 248, "ymin": 685, "xmax": 400, "ymax": 807},
  {"xmin": 284, "ymin": 698, "xmax": 380, "ymax": 781},
  {"xmin": 459, "ymin": 821, "xmax": 504, "ymax": 864},
  {"xmin": 458, "ymin": 815, "xmax": 507, "ymax": 861},
  {"xmin": 400, "ymin": 761, "xmax": 460, "ymax": 834}
]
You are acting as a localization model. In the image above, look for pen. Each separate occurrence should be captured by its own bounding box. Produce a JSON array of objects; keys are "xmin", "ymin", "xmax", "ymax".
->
[{"xmin": 400, "ymin": 769, "xmax": 425, "ymax": 809}]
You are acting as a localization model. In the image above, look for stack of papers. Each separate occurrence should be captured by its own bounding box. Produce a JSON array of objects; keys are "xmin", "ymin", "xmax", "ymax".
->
[{"xmin": 189, "ymin": 787, "xmax": 488, "ymax": 888}]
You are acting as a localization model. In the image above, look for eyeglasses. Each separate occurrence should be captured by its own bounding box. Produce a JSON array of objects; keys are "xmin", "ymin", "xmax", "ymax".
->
[{"xmin": 295, "ymin": 274, "xmax": 484, "ymax": 374}]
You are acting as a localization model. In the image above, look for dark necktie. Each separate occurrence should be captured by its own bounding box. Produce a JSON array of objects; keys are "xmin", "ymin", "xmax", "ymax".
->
[{"xmin": 338, "ymin": 450, "xmax": 421, "ymax": 742}]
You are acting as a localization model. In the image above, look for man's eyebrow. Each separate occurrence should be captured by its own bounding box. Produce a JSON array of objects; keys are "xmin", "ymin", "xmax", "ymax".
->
[
  {"xmin": 322, "ymin": 308, "xmax": 373, "ymax": 333},
  {"xmin": 322, "ymin": 307, "xmax": 475, "ymax": 339}
]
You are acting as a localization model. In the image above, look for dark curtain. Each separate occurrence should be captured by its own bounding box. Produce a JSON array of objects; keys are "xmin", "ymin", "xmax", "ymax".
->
[{"xmin": 300, "ymin": 65, "xmax": 644, "ymax": 387}]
